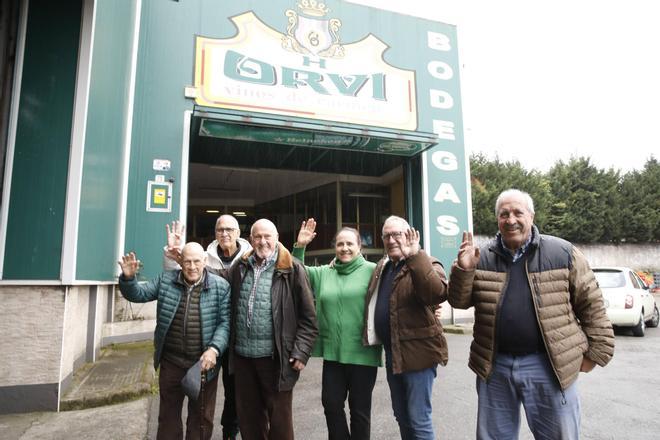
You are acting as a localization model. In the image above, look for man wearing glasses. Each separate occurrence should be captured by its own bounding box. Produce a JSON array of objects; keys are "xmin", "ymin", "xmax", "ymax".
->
[
  {"xmin": 363, "ymin": 215, "xmax": 449, "ymax": 440},
  {"xmin": 165, "ymin": 215, "xmax": 250, "ymax": 440}
]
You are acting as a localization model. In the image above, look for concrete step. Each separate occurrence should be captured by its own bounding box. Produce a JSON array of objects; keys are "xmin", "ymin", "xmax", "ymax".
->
[
  {"xmin": 60, "ymin": 341, "xmax": 156, "ymax": 411},
  {"xmin": 101, "ymin": 319, "xmax": 156, "ymax": 347}
]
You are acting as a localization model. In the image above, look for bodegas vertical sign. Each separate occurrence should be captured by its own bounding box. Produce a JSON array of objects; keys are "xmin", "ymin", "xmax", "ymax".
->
[
  {"xmin": 419, "ymin": 24, "xmax": 471, "ymax": 269},
  {"xmin": 194, "ymin": 1, "xmax": 418, "ymax": 130}
]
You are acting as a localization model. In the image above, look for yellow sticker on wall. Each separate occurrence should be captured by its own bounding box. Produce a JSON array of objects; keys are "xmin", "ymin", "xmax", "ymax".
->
[
  {"xmin": 146, "ymin": 181, "xmax": 172, "ymax": 212},
  {"xmin": 153, "ymin": 188, "xmax": 166, "ymax": 205}
]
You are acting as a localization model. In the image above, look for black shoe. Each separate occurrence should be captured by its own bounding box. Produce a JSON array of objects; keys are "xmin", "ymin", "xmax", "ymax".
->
[{"xmin": 222, "ymin": 431, "xmax": 238, "ymax": 440}]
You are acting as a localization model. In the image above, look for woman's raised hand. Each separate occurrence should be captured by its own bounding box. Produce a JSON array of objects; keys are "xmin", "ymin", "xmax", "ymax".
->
[{"xmin": 296, "ymin": 218, "xmax": 317, "ymax": 246}]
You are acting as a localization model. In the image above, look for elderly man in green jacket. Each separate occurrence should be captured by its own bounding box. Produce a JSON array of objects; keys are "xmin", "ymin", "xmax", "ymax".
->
[
  {"xmin": 118, "ymin": 242, "xmax": 230, "ymax": 440},
  {"xmin": 449, "ymin": 189, "xmax": 614, "ymax": 440}
]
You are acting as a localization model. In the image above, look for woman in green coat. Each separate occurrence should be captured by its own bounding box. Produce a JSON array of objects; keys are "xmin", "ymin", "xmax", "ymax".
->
[{"xmin": 293, "ymin": 219, "xmax": 381, "ymax": 440}]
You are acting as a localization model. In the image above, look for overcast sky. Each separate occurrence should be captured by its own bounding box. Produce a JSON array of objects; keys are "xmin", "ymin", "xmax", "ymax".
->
[{"xmin": 351, "ymin": 0, "xmax": 659, "ymax": 173}]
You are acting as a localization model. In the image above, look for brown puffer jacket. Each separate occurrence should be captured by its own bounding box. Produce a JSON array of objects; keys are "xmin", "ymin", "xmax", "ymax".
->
[
  {"xmin": 448, "ymin": 227, "xmax": 614, "ymax": 390},
  {"xmin": 363, "ymin": 250, "xmax": 448, "ymax": 374}
]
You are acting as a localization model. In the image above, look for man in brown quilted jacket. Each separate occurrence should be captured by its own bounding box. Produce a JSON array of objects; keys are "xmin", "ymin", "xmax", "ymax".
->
[
  {"xmin": 363, "ymin": 215, "xmax": 448, "ymax": 439},
  {"xmin": 449, "ymin": 189, "xmax": 614, "ymax": 440}
]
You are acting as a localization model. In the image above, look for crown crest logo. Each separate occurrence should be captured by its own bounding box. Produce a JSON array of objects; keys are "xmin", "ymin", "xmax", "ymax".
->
[
  {"xmin": 297, "ymin": 0, "xmax": 329, "ymax": 17},
  {"xmin": 283, "ymin": 0, "xmax": 344, "ymax": 58}
]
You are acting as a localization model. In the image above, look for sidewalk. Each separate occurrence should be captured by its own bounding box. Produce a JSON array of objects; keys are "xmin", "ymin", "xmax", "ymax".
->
[
  {"xmin": 60, "ymin": 341, "xmax": 156, "ymax": 411},
  {"xmin": 0, "ymin": 341, "xmax": 157, "ymax": 439}
]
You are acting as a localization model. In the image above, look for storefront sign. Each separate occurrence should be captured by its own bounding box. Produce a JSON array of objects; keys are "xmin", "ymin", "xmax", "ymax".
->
[{"xmin": 194, "ymin": 4, "xmax": 418, "ymax": 130}]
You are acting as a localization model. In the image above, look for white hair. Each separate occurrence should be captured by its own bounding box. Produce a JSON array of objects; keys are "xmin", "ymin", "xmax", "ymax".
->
[
  {"xmin": 382, "ymin": 215, "xmax": 410, "ymax": 231},
  {"xmin": 495, "ymin": 189, "xmax": 535, "ymax": 216},
  {"xmin": 216, "ymin": 214, "xmax": 239, "ymax": 230}
]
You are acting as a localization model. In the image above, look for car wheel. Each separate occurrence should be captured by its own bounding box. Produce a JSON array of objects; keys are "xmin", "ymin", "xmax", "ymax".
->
[
  {"xmin": 647, "ymin": 305, "xmax": 659, "ymax": 328},
  {"xmin": 632, "ymin": 311, "xmax": 646, "ymax": 336}
]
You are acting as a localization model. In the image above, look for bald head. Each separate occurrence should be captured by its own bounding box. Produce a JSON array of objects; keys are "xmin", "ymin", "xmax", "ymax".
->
[
  {"xmin": 181, "ymin": 242, "xmax": 206, "ymax": 283},
  {"xmin": 182, "ymin": 242, "xmax": 205, "ymax": 258},
  {"xmin": 250, "ymin": 219, "xmax": 279, "ymax": 260},
  {"xmin": 251, "ymin": 219, "xmax": 277, "ymax": 236}
]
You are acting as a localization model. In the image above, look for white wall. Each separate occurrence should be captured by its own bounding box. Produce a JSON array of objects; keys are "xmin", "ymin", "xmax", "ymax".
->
[
  {"xmin": 60, "ymin": 286, "xmax": 90, "ymax": 383},
  {"xmin": 114, "ymin": 291, "xmax": 157, "ymax": 321},
  {"xmin": 0, "ymin": 286, "xmax": 65, "ymax": 385},
  {"xmin": 474, "ymin": 236, "xmax": 660, "ymax": 272}
]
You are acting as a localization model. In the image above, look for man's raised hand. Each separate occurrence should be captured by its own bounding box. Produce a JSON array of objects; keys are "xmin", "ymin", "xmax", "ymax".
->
[
  {"xmin": 165, "ymin": 221, "xmax": 185, "ymax": 264},
  {"xmin": 166, "ymin": 221, "xmax": 185, "ymax": 250},
  {"xmin": 398, "ymin": 228, "xmax": 421, "ymax": 258},
  {"xmin": 457, "ymin": 231, "xmax": 480, "ymax": 270},
  {"xmin": 118, "ymin": 252, "xmax": 141, "ymax": 278}
]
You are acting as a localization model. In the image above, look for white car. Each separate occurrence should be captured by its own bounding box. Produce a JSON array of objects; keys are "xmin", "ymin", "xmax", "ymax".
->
[{"xmin": 593, "ymin": 267, "xmax": 659, "ymax": 337}]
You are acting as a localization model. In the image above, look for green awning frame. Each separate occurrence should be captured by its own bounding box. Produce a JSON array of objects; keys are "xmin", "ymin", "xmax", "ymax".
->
[{"xmin": 192, "ymin": 106, "xmax": 438, "ymax": 157}]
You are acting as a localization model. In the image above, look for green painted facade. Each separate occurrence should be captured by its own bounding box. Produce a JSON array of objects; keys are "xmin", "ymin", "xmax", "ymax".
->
[
  {"xmin": 124, "ymin": 0, "xmax": 468, "ymax": 278},
  {"xmin": 3, "ymin": 0, "xmax": 82, "ymax": 279},
  {"xmin": 75, "ymin": 0, "xmax": 138, "ymax": 281},
  {"xmin": 2, "ymin": 0, "xmax": 468, "ymax": 281}
]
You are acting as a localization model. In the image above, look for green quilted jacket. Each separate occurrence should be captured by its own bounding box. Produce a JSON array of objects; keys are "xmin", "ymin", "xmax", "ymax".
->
[{"xmin": 118, "ymin": 270, "xmax": 231, "ymax": 380}]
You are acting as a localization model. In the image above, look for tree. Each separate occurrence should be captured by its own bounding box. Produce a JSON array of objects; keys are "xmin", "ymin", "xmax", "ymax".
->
[
  {"xmin": 619, "ymin": 157, "xmax": 660, "ymax": 242},
  {"xmin": 469, "ymin": 153, "xmax": 658, "ymax": 243},
  {"xmin": 469, "ymin": 154, "xmax": 550, "ymax": 235},
  {"xmin": 540, "ymin": 157, "xmax": 621, "ymax": 243}
]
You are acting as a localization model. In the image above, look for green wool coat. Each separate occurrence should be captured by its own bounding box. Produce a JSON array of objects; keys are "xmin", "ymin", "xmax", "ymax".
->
[{"xmin": 293, "ymin": 247, "xmax": 382, "ymax": 367}]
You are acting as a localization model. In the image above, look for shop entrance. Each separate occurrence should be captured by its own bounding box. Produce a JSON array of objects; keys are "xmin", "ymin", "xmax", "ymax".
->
[{"xmin": 185, "ymin": 115, "xmax": 422, "ymax": 263}]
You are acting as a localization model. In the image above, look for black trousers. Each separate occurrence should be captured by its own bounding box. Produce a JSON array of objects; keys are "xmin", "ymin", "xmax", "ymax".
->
[
  {"xmin": 157, "ymin": 358, "xmax": 219, "ymax": 440},
  {"xmin": 220, "ymin": 350, "xmax": 239, "ymax": 437},
  {"xmin": 321, "ymin": 360, "xmax": 378, "ymax": 440}
]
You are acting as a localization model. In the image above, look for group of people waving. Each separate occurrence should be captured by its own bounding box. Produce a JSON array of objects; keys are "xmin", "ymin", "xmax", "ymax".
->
[{"xmin": 118, "ymin": 188, "xmax": 615, "ymax": 440}]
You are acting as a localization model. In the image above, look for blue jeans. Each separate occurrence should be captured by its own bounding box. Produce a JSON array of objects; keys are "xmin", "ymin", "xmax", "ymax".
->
[
  {"xmin": 476, "ymin": 352, "xmax": 580, "ymax": 440},
  {"xmin": 385, "ymin": 349, "xmax": 437, "ymax": 440}
]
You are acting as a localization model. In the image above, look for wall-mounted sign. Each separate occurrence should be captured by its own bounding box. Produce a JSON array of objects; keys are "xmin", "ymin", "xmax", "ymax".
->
[
  {"xmin": 194, "ymin": 6, "xmax": 418, "ymax": 130},
  {"xmin": 152, "ymin": 159, "xmax": 171, "ymax": 171},
  {"xmin": 146, "ymin": 180, "xmax": 172, "ymax": 212}
]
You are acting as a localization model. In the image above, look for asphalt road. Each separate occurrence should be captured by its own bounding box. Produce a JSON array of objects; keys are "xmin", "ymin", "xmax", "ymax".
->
[
  {"xmin": 3, "ymin": 326, "xmax": 658, "ymax": 439},
  {"xmin": 147, "ymin": 325, "xmax": 659, "ymax": 439}
]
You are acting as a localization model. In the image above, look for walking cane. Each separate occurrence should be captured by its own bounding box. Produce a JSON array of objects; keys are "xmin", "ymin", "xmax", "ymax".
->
[{"xmin": 200, "ymin": 369, "xmax": 206, "ymax": 440}]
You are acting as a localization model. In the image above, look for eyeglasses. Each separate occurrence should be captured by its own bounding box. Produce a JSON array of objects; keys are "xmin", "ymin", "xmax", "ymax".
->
[
  {"xmin": 216, "ymin": 227, "xmax": 237, "ymax": 235},
  {"xmin": 381, "ymin": 231, "xmax": 404, "ymax": 241}
]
